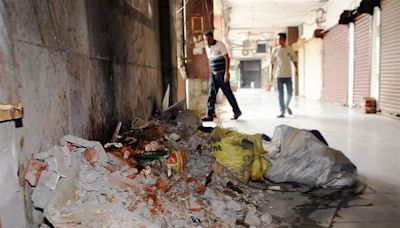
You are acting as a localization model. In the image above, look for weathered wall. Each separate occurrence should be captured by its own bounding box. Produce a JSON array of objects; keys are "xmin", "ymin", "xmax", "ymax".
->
[
  {"xmin": 185, "ymin": 0, "xmax": 213, "ymax": 113},
  {"xmin": 0, "ymin": 0, "xmax": 175, "ymax": 227},
  {"xmin": 175, "ymin": 0, "xmax": 187, "ymax": 101},
  {"xmin": 159, "ymin": 0, "xmax": 178, "ymax": 106},
  {"xmin": 186, "ymin": 0, "xmax": 213, "ymax": 80},
  {"xmin": 107, "ymin": 0, "xmax": 163, "ymax": 122}
]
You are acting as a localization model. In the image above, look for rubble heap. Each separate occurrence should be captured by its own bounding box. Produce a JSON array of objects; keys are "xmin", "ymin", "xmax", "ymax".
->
[{"xmin": 26, "ymin": 111, "xmax": 274, "ymax": 227}]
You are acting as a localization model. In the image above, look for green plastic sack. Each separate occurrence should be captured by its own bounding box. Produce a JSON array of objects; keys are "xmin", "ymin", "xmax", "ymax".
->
[{"xmin": 211, "ymin": 127, "xmax": 269, "ymax": 183}]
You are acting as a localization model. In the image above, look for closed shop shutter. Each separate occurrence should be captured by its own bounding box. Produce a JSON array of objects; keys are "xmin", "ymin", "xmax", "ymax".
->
[
  {"xmin": 353, "ymin": 14, "xmax": 372, "ymax": 107},
  {"xmin": 380, "ymin": 0, "xmax": 400, "ymax": 116},
  {"xmin": 323, "ymin": 24, "xmax": 349, "ymax": 105},
  {"xmin": 304, "ymin": 38, "xmax": 323, "ymax": 100}
]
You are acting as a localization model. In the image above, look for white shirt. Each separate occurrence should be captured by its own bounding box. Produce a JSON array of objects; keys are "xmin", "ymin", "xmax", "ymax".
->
[
  {"xmin": 271, "ymin": 46, "xmax": 297, "ymax": 78},
  {"xmin": 205, "ymin": 40, "xmax": 228, "ymax": 60}
]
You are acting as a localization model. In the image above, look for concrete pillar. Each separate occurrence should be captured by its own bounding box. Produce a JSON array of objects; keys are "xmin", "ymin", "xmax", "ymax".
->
[
  {"xmin": 370, "ymin": 6, "xmax": 381, "ymax": 101},
  {"xmin": 348, "ymin": 22, "xmax": 355, "ymax": 106}
]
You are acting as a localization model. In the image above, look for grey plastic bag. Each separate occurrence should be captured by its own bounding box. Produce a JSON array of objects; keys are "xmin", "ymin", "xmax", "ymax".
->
[{"xmin": 264, "ymin": 125, "xmax": 357, "ymax": 187}]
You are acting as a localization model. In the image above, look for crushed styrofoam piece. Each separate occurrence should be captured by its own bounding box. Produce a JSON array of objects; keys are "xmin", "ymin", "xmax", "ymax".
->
[
  {"xmin": 226, "ymin": 199, "xmax": 243, "ymax": 212},
  {"xmin": 32, "ymin": 183, "xmax": 54, "ymax": 209},
  {"xmin": 144, "ymin": 176, "xmax": 156, "ymax": 186},
  {"xmin": 261, "ymin": 213, "xmax": 273, "ymax": 225},
  {"xmin": 77, "ymin": 164, "xmax": 109, "ymax": 196},
  {"xmin": 62, "ymin": 145, "xmax": 72, "ymax": 168},
  {"xmin": 143, "ymin": 166, "xmax": 152, "ymax": 175},
  {"xmin": 121, "ymin": 166, "xmax": 138, "ymax": 175},
  {"xmin": 245, "ymin": 205, "xmax": 261, "ymax": 226},
  {"xmin": 166, "ymin": 133, "xmax": 181, "ymax": 141},
  {"xmin": 46, "ymin": 156, "xmax": 57, "ymax": 172},
  {"xmin": 210, "ymin": 200, "xmax": 226, "ymax": 218},
  {"xmin": 187, "ymin": 134, "xmax": 204, "ymax": 150},
  {"xmin": 54, "ymin": 147, "xmax": 68, "ymax": 177},
  {"xmin": 144, "ymin": 141, "xmax": 159, "ymax": 152},
  {"xmin": 268, "ymin": 185, "xmax": 281, "ymax": 191},
  {"xmin": 34, "ymin": 151, "xmax": 51, "ymax": 161},
  {"xmin": 39, "ymin": 170, "xmax": 61, "ymax": 190},
  {"xmin": 220, "ymin": 211, "xmax": 238, "ymax": 227},
  {"xmin": 189, "ymin": 195, "xmax": 202, "ymax": 211},
  {"xmin": 104, "ymin": 142, "xmax": 123, "ymax": 148},
  {"xmin": 203, "ymin": 188, "xmax": 219, "ymax": 200}
]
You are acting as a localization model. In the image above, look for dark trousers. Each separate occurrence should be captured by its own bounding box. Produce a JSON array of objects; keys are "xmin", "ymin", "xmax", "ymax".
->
[{"xmin": 207, "ymin": 71, "xmax": 241, "ymax": 117}]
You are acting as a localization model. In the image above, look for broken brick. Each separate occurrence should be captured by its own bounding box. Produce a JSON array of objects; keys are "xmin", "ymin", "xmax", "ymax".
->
[
  {"xmin": 144, "ymin": 186, "xmax": 157, "ymax": 202},
  {"xmin": 84, "ymin": 148, "xmax": 98, "ymax": 166},
  {"xmin": 127, "ymin": 157, "xmax": 137, "ymax": 168},
  {"xmin": 211, "ymin": 161, "xmax": 229, "ymax": 178},
  {"xmin": 64, "ymin": 143, "xmax": 73, "ymax": 152},
  {"xmin": 155, "ymin": 176, "xmax": 171, "ymax": 193},
  {"xmin": 194, "ymin": 185, "xmax": 207, "ymax": 194},
  {"xmin": 107, "ymin": 195, "xmax": 116, "ymax": 203},
  {"xmin": 126, "ymin": 174, "xmax": 136, "ymax": 179},
  {"xmin": 25, "ymin": 159, "xmax": 48, "ymax": 186},
  {"xmin": 128, "ymin": 204, "xmax": 136, "ymax": 212}
]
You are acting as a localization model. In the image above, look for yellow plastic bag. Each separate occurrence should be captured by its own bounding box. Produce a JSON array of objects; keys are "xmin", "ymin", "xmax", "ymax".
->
[
  {"xmin": 211, "ymin": 128, "xmax": 269, "ymax": 183},
  {"xmin": 249, "ymin": 134, "xmax": 269, "ymax": 181}
]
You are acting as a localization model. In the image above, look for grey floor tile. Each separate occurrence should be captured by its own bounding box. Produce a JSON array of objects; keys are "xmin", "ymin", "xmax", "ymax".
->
[{"xmin": 334, "ymin": 206, "xmax": 400, "ymax": 223}]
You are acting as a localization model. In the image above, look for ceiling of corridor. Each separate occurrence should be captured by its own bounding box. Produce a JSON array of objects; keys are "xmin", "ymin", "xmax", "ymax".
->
[
  {"xmin": 225, "ymin": 0, "xmax": 329, "ymax": 57},
  {"xmin": 226, "ymin": 0, "xmax": 328, "ymax": 39}
]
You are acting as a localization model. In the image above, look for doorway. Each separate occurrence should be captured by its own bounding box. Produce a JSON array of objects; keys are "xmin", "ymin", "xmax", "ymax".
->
[{"xmin": 239, "ymin": 60, "xmax": 261, "ymax": 88}]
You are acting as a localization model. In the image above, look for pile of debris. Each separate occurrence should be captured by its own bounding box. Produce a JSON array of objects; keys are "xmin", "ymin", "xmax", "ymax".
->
[{"xmin": 25, "ymin": 111, "xmax": 275, "ymax": 227}]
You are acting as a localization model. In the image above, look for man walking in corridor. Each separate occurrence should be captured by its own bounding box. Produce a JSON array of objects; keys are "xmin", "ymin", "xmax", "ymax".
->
[
  {"xmin": 271, "ymin": 33, "xmax": 298, "ymax": 118},
  {"xmin": 201, "ymin": 31, "xmax": 242, "ymax": 121}
]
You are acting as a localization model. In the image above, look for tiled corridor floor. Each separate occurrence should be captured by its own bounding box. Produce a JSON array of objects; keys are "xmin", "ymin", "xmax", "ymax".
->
[{"xmin": 204, "ymin": 89, "xmax": 400, "ymax": 227}]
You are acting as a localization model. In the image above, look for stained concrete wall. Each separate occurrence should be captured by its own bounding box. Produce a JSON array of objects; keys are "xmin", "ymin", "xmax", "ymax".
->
[
  {"xmin": 186, "ymin": 0, "xmax": 213, "ymax": 80},
  {"xmin": 175, "ymin": 0, "xmax": 187, "ymax": 101},
  {"xmin": 0, "ymin": 0, "xmax": 176, "ymax": 227},
  {"xmin": 185, "ymin": 0, "xmax": 213, "ymax": 113}
]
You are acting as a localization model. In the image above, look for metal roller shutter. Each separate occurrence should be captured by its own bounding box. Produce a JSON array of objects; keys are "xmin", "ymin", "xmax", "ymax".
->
[
  {"xmin": 353, "ymin": 14, "xmax": 372, "ymax": 107},
  {"xmin": 380, "ymin": 0, "xmax": 400, "ymax": 116},
  {"xmin": 323, "ymin": 24, "xmax": 349, "ymax": 105}
]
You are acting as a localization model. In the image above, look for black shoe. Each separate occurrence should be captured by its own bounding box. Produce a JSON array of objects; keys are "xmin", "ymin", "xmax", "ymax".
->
[
  {"xmin": 231, "ymin": 112, "xmax": 242, "ymax": 120},
  {"xmin": 287, "ymin": 108, "xmax": 292, "ymax": 115},
  {"xmin": 277, "ymin": 113, "xmax": 285, "ymax": 118},
  {"xmin": 201, "ymin": 116, "xmax": 214, "ymax": 122}
]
